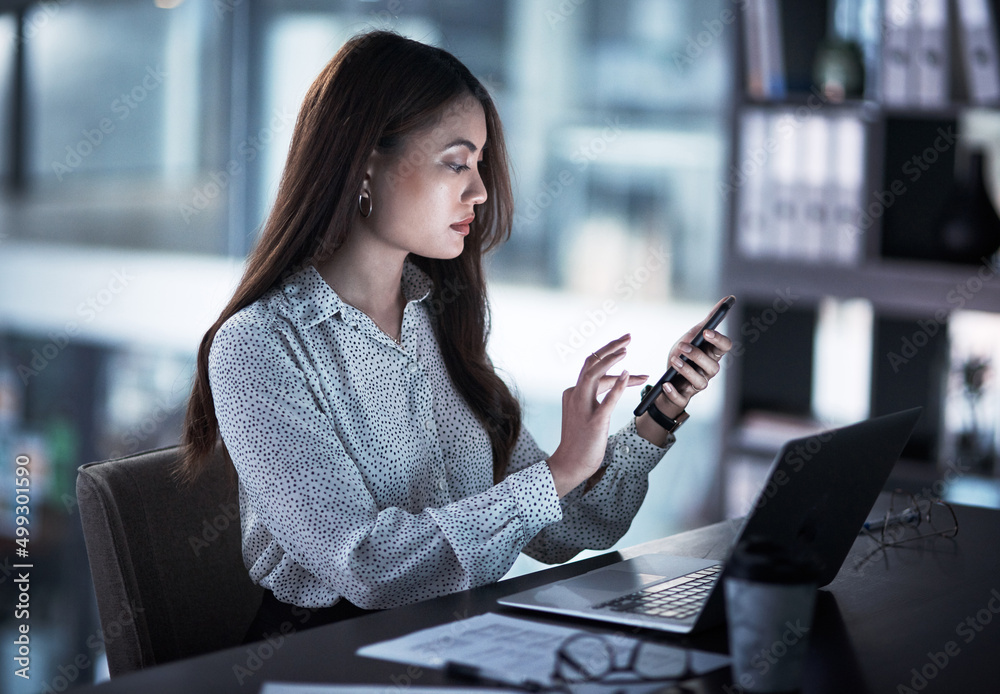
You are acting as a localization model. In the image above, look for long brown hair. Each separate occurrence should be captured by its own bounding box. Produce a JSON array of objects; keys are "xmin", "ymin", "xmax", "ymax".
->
[{"xmin": 179, "ymin": 31, "xmax": 520, "ymax": 484}]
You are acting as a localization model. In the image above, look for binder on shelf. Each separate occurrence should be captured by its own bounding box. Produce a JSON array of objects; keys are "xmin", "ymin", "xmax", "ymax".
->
[
  {"xmin": 770, "ymin": 112, "xmax": 800, "ymax": 259},
  {"xmin": 956, "ymin": 0, "xmax": 1000, "ymax": 104},
  {"xmin": 800, "ymin": 117, "xmax": 831, "ymax": 263},
  {"xmin": 735, "ymin": 110, "xmax": 769, "ymax": 259},
  {"xmin": 912, "ymin": 0, "xmax": 951, "ymax": 106},
  {"xmin": 734, "ymin": 110, "xmax": 866, "ymax": 267},
  {"xmin": 743, "ymin": 0, "xmax": 786, "ymax": 99},
  {"xmin": 882, "ymin": 0, "xmax": 917, "ymax": 105},
  {"xmin": 829, "ymin": 117, "xmax": 867, "ymax": 266}
]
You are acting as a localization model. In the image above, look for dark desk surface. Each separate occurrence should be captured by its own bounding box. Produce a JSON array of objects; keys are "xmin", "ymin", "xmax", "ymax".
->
[{"xmin": 81, "ymin": 503, "xmax": 1000, "ymax": 694}]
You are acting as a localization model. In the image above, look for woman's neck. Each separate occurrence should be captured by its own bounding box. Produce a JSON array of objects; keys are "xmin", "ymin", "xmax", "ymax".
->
[{"xmin": 314, "ymin": 235, "xmax": 407, "ymax": 328}]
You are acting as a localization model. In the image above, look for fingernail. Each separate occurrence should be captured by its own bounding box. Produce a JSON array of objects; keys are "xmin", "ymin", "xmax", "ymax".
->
[
  {"xmin": 705, "ymin": 329, "xmax": 715, "ymax": 338},
  {"xmin": 672, "ymin": 357, "xmax": 684, "ymax": 368},
  {"xmin": 680, "ymin": 343, "xmax": 692, "ymax": 353},
  {"xmin": 662, "ymin": 382, "xmax": 674, "ymax": 393},
  {"xmin": 620, "ymin": 370, "xmax": 629, "ymax": 379}
]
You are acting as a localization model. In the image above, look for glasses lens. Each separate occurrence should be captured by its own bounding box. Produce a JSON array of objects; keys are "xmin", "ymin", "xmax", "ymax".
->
[
  {"xmin": 557, "ymin": 635, "xmax": 613, "ymax": 682},
  {"xmin": 879, "ymin": 496, "xmax": 959, "ymax": 547},
  {"xmin": 633, "ymin": 642, "xmax": 689, "ymax": 680},
  {"xmin": 927, "ymin": 501, "xmax": 959, "ymax": 537}
]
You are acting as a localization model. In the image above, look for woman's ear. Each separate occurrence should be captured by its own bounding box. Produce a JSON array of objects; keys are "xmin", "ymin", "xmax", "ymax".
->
[
  {"xmin": 362, "ymin": 149, "xmax": 383, "ymax": 195},
  {"xmin": 356, "ymin": 150, "xmax": 381, "ymax": 220}
]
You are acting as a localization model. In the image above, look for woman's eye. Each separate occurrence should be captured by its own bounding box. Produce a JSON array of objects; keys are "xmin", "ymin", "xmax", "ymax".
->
[{"xmin": 449, "ymin": 163, "xmax": 470, "ymax": 173}]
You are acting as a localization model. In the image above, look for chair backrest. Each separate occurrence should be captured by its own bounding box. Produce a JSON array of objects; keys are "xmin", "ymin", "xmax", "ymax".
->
[{"xmin": 76, "ymin": 444, "xmax": 263, "ymax": 676}]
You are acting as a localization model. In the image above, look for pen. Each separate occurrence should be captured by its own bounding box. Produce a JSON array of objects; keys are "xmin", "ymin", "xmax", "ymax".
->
[
  {"xmin": 444, "ymin": 660, "xmax": 547, "ymax": 692},
  {"xmin": 863, "ymin": 506, "xmax": 919, "ymax": 532}
]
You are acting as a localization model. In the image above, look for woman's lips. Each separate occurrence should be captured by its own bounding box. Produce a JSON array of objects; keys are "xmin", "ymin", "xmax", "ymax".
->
[{"xmin": 451, "ymin": 216, "xmax": 474, "ymax": 235}]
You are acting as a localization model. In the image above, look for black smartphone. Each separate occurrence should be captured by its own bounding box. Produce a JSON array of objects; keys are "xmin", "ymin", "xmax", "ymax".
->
[{"xmin": 633, "ymin": 295, "xmax": 736, "ymax": 418}]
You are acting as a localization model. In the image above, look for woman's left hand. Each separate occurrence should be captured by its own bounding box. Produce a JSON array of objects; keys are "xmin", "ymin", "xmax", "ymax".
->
[{"xmin": 635, "ymin": 297, "xmax": 734, "ymax": 445}]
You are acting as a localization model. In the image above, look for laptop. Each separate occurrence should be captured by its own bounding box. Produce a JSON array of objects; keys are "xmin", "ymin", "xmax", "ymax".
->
[{"xmin": 498, "ymin": 407, "xmax": 922, "ymax": 634}]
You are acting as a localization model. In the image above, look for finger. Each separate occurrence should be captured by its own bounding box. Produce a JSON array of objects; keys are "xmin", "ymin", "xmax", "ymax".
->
[
  {"xmin": 585, "ymin": 349, "xmax": 627, "ymax": 396},
  {"xmin": 595, "ymin": 373, "xmax": 647, "ymax": 395},
  {"xmin": 585, "ymin": 347, "xmax": 627, "ymax": 382},
  {"xmin": 677, "ymin": 342, "xmax": 720, "ymax": 378},
  {"xmin": 669, "ymin": 354, "xmax": 709, "ymax": 391},
  {"xmin": 598, "ymin": 370, "xmax": 631, "ymax": 412},
  {"xmin": 658, "ymin": 381, "xmax": 690, "ymax": 410},
  {"xmin": 702, "ymin": 329, "xmax": 733, "ymax": 360},
  {"xmin": 590, "ymin": 333, "xmax": 631, "ymax": 361}
]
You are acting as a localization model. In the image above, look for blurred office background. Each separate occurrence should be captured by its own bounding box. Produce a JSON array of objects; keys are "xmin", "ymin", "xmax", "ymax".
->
[
  {"xmin": 0, "ymin": 1, "xmax": 733, "ymax": 690},
  {"xmin": 7, "ymin": 0, "xmax": 1000, "ymax": 690}
]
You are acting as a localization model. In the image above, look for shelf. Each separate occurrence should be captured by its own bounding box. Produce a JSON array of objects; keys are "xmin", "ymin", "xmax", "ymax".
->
[
  {"xmin": 738, "ymin": 98, "xmax": 998, "ymax": 121},
  {"xmin": 721, "ymin": 0, "xmax": 1000, "ymax": 517},
  {"xmin": 739, "ymin": 94, "xmax": 877, "ymax": 111},
  {"xmin": 723, "ymin": 255, "xmax": 1000, "ymax": 314},
  {"xmin": 880, "ymin": 104, "xmax": 994, "ymax": 120}
]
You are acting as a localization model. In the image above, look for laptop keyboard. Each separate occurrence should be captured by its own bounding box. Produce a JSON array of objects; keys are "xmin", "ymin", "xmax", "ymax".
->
[{"xmin": 595, "ymin": 564, "xmax": 723, "ymax": 620}]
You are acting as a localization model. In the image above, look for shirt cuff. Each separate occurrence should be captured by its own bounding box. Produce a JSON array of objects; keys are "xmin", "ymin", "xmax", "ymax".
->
[
  {"xmin": 499, "ymin": 459, "xmax": 563, "ymax": 540},
  {"xmin": 612, "ymin": 417, "xmax": 673, "ymax": 474}
]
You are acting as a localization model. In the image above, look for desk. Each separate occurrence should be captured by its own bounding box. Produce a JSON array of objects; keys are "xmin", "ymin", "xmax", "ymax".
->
[{"xmin": 78, "ymin": 503, "xmax": 1000, "ymax": 694}]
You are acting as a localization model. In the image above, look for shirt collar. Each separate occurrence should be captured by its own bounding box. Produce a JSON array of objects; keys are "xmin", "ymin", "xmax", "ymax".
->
[
  {"xmin": 401, "ymin": 257, "xmax": 434, "ymax": 303},
  {"xmin": 281, "ymin": 257, "xmax": 434, "ymax": 329}
]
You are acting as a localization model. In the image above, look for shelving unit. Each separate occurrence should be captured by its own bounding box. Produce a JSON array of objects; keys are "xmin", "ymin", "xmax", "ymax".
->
[{"xmin": 719, "ymin": 0, "xmax": 1000, "ymax": 515}]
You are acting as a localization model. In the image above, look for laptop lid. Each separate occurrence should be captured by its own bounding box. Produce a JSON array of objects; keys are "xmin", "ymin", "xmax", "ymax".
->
[
  {"xmin": 683, "ymin": 406, "xmax": 923, "ymax": 631},
  {"xmin": 498, "ymin": 407, "xmax": 922, "ymax": 633},
  {"xmin": 724, "ymin": 406, "xmax": 923, "ymax": 588}
]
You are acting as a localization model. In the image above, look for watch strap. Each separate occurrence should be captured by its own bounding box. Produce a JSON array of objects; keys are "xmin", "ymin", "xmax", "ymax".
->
[
  {"xmin": 639, "ymin": 385, "xmax": 689, "ymax": 433},
  {"xmin": 646, "ymin": 403, "xmax": 689, "ymax": 433}
]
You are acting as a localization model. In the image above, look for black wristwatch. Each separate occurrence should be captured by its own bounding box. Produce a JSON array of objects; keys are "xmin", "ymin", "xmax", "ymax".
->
[{"xmin": 640, "ymin": 385, "xmax": 689, "ymax": 433}]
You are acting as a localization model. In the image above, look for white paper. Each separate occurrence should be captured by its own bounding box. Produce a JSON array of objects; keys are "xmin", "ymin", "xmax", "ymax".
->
[{"xmin": 356, "ymin": 612, "xmax": 730, "ymax": 691}]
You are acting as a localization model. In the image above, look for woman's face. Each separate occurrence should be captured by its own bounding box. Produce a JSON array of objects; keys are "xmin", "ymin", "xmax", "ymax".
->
[{"xmin": 364, "ymin": 95, "xmax": 488, "ymax": 260}]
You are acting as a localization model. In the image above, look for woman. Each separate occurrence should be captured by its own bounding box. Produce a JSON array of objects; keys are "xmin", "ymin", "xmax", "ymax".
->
[{"xmin": 179, "ymin": 31, "xmax": 732, "ymax": 642}]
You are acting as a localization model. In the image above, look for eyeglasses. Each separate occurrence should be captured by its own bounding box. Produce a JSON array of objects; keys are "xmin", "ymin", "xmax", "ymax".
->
[
  {"xmin": 551, "ymin": 632, "xmax": 695, "ymax": 691},
  {"xmin": 863, "ymin": 489, "xmax": 959, "ymax": 548}
]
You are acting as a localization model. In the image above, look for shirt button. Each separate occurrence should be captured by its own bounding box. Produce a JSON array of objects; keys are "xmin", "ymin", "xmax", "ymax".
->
[
  {"xmin": 438, "ymin": 478, "xmax": 448, "ymax": 491},
  {"xmin": 619, "ymin": 444, "xmax": 631, "ymax": 456},
  {"xmin": 424, "ymin": 418, "xmax": 434, "ymax": 431},
  {"xmin": 407, "ymin": 362, "xmax": 419, "ymax": 373}
]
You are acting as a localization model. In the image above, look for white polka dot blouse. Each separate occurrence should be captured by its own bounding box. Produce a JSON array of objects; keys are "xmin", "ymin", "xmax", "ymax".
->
[{"xmin": 208, "ymin": 259, "xmax": 674, "ymax": 610}]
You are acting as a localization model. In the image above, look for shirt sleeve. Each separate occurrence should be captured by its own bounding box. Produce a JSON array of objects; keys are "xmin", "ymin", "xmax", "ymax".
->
[
  {"xmin": 507, "ymin": 418, "xmax": 674, "ymax": 565},
  {"xmin": 209, "ymin": 318, "xmax": 563, "ymax": 609}
]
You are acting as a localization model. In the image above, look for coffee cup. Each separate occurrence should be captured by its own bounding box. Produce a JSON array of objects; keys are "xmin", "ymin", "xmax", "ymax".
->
[{"xmin": 724, "ymin": 538, "xmax": 819, "ymax": 693}]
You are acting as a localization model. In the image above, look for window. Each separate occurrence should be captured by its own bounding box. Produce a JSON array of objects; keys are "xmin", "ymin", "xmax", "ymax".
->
[
  {"xmin": 0, "ymin": 15, "xmax": 15, "ymax": 187},
  {"xmin": 3, "ymin": 0, "xmax": 230, "ymax": 253}
]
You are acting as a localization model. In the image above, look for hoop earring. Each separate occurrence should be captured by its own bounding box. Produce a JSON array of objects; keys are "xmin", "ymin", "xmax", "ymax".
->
[{"xmin": 358, "ymin": 192, "xmax": 373, "ymax": 218}]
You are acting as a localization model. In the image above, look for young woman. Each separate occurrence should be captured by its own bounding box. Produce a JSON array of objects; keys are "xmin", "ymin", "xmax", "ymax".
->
[{"xmin": 180, "ymin": 31, "xmax": 732, "ymax": 641}]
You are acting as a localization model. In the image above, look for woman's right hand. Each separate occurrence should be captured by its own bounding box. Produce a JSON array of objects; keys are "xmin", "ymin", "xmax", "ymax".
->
[{"xmin": 546, "ymin": 334, "xmax": 648, "ymax": 497}]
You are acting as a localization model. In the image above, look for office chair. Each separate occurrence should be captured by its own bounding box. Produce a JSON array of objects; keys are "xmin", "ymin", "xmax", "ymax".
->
[{"xmin": 76, "ymin": 444, "xmax": 263, "ymax": 676}]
